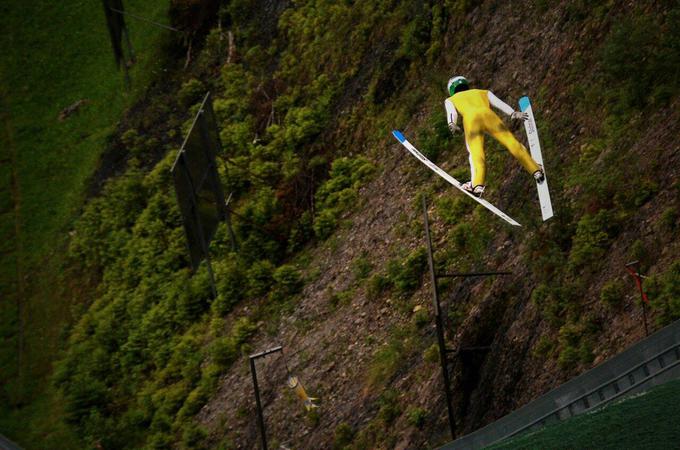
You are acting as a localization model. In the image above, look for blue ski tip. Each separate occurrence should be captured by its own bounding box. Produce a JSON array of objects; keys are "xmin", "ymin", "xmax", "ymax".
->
[
  {"xmin": 518, "ymin": 96, "xmax": 531, "ymax": 112},
  {"xmin": 392, "ymin": 130, "xmax": 406, "ymax": 143}
]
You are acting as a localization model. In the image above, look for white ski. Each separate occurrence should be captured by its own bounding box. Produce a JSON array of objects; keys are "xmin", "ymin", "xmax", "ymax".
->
[
  {"xmin": 392, "ymin": 130, "xmax": 521, "ymax": 227},
  {"xmin": 519, "ymin": 97, "xmax": 554, "ymax": 221}
]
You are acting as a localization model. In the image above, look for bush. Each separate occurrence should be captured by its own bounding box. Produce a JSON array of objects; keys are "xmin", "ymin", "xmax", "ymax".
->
[
  {"xmin": 181, "ymin": 423, "xmax": 208, "ymax": 449},
  {"xmin": 387, "ymin": 247, "xmax": 427, "ymax": 295},
  {"xmin": 377, "ymin": 389, "xmax": 401, "ymax": 425},
  {"xmin": 333, "ymin": 422, "xmax": 354, "ymax": 449},
  {"xmin": 367, "ymin": 340, "xmax": 404, "ymax": 388},
  {"xmin": 659, "ymin": 206, "xmax": 678, "ymax": 232},
  {"xmin": 558, "ymin": 345, "xmax": 579, "ymax": 370},
  {"xmin": 600, "ymin": 279, "xmax": 625, "ymax": 309},
  {"xmin": 600, "ymin": 10, "xmax": 680, "ymax": 110},
  {"xmin": 178, "ymin": 79, "xmax": 205, "ymax": 108},
  {"xmin": 436, "ymin": 196, "xmax": 472, "ymax": 225},
  {"xmin": 423, "ymin": 343, "xmax": 439, "ymax": 364},
  {"xmin": 645, "ymin": 261, "xmax": 680, "ymax": 325},
  {"xmin": 568, "ymin": 209, "xmax": 618, "ymax": 271},
  {"xmin": 406, "ymin": 407, "xmax": 428, "ymax": 429},
  {"xmin": 246, "ymin": 260, "xmax": 275, "ymax": 298},
  {"xmin": 413, "ymin": 308, "xmax": 429, "ymax": 329},
  {"xmin": 352, "ymin": 252, "xmax": 373, "ymax": 281},
  {"xmin": 313, "ymin": 156, "xmax": 375, "ymax": 239},
  {"xmin": 367, "ymin": 274, "xmax": 390, "ymax": 300},
  {"xmin": 269, "ymin": 264, "xmax": 303, "ymax": 301}
]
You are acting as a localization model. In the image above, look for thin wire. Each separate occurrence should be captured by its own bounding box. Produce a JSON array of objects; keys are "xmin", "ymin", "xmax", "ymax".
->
[{"xmin": 110, "ymin": 7, "xmax": 181, "ymax": 32}]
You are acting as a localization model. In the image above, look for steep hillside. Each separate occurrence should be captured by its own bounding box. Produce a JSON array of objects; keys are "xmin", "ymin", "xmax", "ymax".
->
[
  {"xmin": 0, "ymin": 0, "xmax": 175, "ymax": 446},
  {"xmin": 3, "ymin": 1, "xmax": 679, "ymax": 449}
]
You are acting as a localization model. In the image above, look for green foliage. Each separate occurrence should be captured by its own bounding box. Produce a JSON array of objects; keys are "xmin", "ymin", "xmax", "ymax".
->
[
  {"xmin": 600, "ymin": 279, "xmax": 625, "ymax": 309},
  {"xmin": 212, "ymin": 259, "xmax": 247, "ymax": 315},
  {"xmin": 645, "ymin": 261, "xmax": 680, "ymax": 326},
  {"xmin": 600, "ymin": 9, "xmax": 680, "ymax": 110},
  {"xmin": 352, "ymin": 252, "xmax": 373, "ymax": 282},
  {"xmin": 406, "ymin": 407, "xmax": 428, "ymax": 429},
  {"xmin": 659, "ymin": 207, "xmax": 679, "ymax": 232},
  {"xmin": 533, "ymin": 336, "xmax": 555, "ymax": 358},
  {"xmin": 367, "ymin": 274, "xmax": 390, "ymax": 300},
  {"xmin": 246, "ymin": 260, "xmax": 275, "ymax": 298},
  {"xmin": 568, "ymin": 209, "xmax": 619, "ymax": 271},
  {"xmin": 386, "ymin": 247, "xmax": 428, "ymax": 296},
  {"xmin": 334, "ymin": 422, "xmax": 355, "ymax": 449},
  {"xmin": 269, "ymin": 264, "xmax": 303, "ymax": 302},
  {"xmin": 398, "ymin": 10, "xmax": 430, "ymax": 61},
  {"xmin": 178, "ymin": 79, "xmax": 205, "ymax": 108},
  {"xmin": 181, "ymin": 423, "xmax": 208, "ymax": 449},
  {"xmin": 367, "ymin": 340, "xmax": 405, "ymax": 389},
  {"xmin": 329, "ymin": 288, "xmax": 355, "ymax": 308},
  {"xmin": 556, "ymin": 321, "xmax": 596, "ymax": 370},
  {"xmin": 313, "ymin": 157, "xmax": 375, "ymax": 239},
  {"xmin": 376, "ymin": 390, "xmax": 401, "ymax": 425},
  {"xmin": 423, "ymin": 343, "xmax": 439, "ymax": 364},
  {"xmin": 419, "ymin": 111, "xmax": 454, "ymax": 161},
  {"xmin": 413, "ymin": 308, "xmax": 430, "ymax": 329},
  {"xmin": 436, "ymin": 195, "xmax": 473, "ymax": 225},
  {"xmin": 532, "ymin": 283, "xmax": 578, "ymax": 328}
]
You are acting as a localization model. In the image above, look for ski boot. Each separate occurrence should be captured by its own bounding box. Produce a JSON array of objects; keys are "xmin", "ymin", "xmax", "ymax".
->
[
  {"xmin": 533, "ymin": 168, "xmax": 545, "ymax": 184},
  {"xmin": 461, "ymin": 181, "xmax": 485, "ymax": 198}
]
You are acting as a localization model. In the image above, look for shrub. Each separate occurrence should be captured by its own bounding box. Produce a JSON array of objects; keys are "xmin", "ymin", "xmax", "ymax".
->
[
  {"xmin": 367, "ymin": 274, "xmax": 390, "ymax": 300},
  {"xmin": 352, "ymin": 252, "xmax": 373, "ymax": 281},
  {"xmin": 600, "ymin": 11, "xmax": 680, "ymax": 110},
  {"xmin": 645, "ymin": 261, "xmax": 680, "ymax": 325},
  {"xmin": 413, "ymin": 308, "xmax": 430, "ymax": 329},
  {"xmin": 181, "ymin": 423, "xmax": 208, "ymax": 449},
  {"xmin": 269, "ymin": 264, "xmax": 303, "ymax": 302},
  {"xmin": 387, "ymin": 247, "xmax": 427, "ymax": 296},
  {"xmin": 600, "ymin": 279, "xmax": 625, "ymax": 309},
  {"xmin": 246, "ymin": 260, "xmax": 275, "ymax": 298},
  {"xmin": 377, "ymin": 389, "xmax": 401, "ymax": 425},
  {"xmin": 423, "ymin": 343, "xmax": 439, "ymax": 364},
  {"xmin": 333, "ymin": 422, "xmax": 354, "ymax": 449},
  {"xmin": 178, "ymin": 79, "xmax": 205, "ymax": 108},
  {"xmin": 367, "ymin": 341, "xmax": 404, "ymax": 388},
  {"xmin": 558, "ymin": 345, "xmax": 579, "ymax": 370},
  {"xmin": 313, "ymin": 208, "xmax": 339, "ymax": 240},
  {"xmin": 659, "ymin": 206, "xmax": 678, "ymax": 232},
  {"xmin": 533, "ymin": 336, "xmax": 555, "ymax": 358},
  {"xmin": 406, "ymin": 407, "xmax": 428, "ymax": 429},
  {"xmin": 313, "ymin": 156, "xmax": 375, "ymax": 239},
  {"xmin": 211, "ymin": 259, "xmax": 246, "ymax": 316},
  {"xmin": 436, "ymin": 196, "xmax": 472, "ymax": 225},
  {"xmin": 568, "ymin": 209, "xmax": 618, "ymax": 271}
]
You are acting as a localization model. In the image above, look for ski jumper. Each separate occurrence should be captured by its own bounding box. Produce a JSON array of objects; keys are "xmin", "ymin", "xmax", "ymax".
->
[{"xmin": 445, "ymin": 89, "xmax": 540, "ymax": 187}]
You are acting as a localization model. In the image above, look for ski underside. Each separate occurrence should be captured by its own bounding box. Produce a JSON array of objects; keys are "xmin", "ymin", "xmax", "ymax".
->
[
  {"xmin": 519, "ymin": 96, "xmax": 554, "ymax": 221},
  {"xmin": 392, "ymin": 130, "xmax": 521, "ymax": 227}
]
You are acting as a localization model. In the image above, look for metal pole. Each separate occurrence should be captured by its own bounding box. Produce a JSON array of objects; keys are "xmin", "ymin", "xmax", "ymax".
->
[
  {"xmin": 423, "ymin": 196, "xmax": 456, "ymax": 439},
  {"xmin": 626, "ymin": 261, "xmax": 649, "ymax": 337},
  {"xmin": 249, "ymin": 346, "xmax": 283, "ymax": 450},
  {"xmin": 250, "ymin": 357, "xmax": 268, "ymax": 450}
]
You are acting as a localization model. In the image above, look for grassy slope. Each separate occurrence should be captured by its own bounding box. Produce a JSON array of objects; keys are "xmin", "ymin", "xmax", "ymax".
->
[
  {"xmin": 490, "ymin": 380, "xmax": 680, "ymax": 449},
  {"xmin": 0, "ymin": 0, "xmax": 170, "ymax": 446}
]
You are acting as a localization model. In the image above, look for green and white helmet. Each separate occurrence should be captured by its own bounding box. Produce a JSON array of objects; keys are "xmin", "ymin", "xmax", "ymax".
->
[{"xmin": 447, "ymin": 76, "xmax": 468, "ymax": 96}]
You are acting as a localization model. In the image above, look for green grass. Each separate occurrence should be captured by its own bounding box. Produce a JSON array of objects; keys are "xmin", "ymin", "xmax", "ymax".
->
[
  {"xmin": 0, "ymin": 0, "xmax": 171, "ymax": 446},
  {"xmin": 489, "ymin": 379, "xmax": 680, "ymax": 449}
]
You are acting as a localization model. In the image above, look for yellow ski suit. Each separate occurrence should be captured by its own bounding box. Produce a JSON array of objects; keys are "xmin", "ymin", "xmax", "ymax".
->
[{"xmin": 444, "ymin": 89, "xmax": 540, "ymax": 187}]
